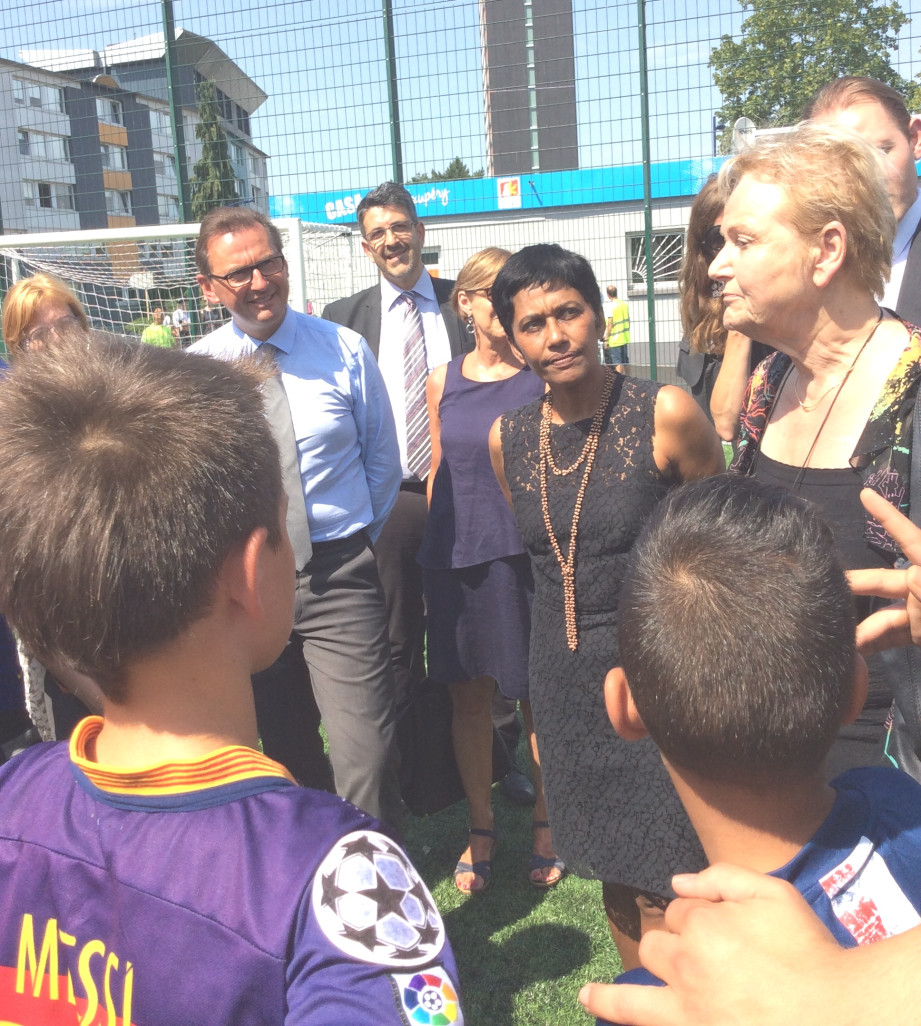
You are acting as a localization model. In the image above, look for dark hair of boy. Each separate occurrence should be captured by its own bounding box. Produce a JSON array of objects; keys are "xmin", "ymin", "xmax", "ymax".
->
[
  {"xmin": 0, "ymin": 330, "xmax": 281, "ymax": 699},
  {"xmin": 195, "ymin": 206, "xmax": 284, "ymax": 275},
  {"xmin": 491, "ymin": 243, "xmax": 605, "ymax": 341},
  {"xmin": 355, "ymin": 181, "xmax": 419, "ymax": 234},
  {"xmin": 618, "ymin": 475, "xmax": 856, "ymax": 786}
]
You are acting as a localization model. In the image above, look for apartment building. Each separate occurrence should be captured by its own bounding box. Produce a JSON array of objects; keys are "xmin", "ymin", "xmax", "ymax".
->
[{"xmin": 1, "ymin": 29, "xmax": 268, "ymax": 235}]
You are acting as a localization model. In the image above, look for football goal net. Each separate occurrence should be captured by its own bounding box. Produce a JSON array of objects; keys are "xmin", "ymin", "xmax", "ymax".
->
[{"xmin": 0, "ymin": 218, "xmax": 355, "ymax": 346}]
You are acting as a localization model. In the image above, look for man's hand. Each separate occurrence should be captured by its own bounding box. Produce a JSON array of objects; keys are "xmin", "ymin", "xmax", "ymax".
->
[
  {"xmin": 579, "ymin": 864, "xmax": 850, "ymax": 1026},
  {"xmin": 850, "ymin": 489, "xmax": 921, "ymax": 654}
]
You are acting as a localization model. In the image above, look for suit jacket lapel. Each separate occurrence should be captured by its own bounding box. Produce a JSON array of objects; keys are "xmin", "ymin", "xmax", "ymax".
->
[
  {"xmin": 360, "ymin": 288, "xmax": 383, "ymax": 358},
  {"xmin": 432, "ymin": 277, "xmax": 468, "ymax": 357},
  {"xmin": 897, "ymin": 219, "xmax": 921, "ymax": 328}
]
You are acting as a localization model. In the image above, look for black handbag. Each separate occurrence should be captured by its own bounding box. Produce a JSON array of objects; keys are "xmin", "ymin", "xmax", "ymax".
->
[
  {"xmin": 878, "ymin": 383, "xmax": 921, "ymax": 779},
  {"xmin": 396, "ymin": 677, "xmax": 514, "ymax": 816}
]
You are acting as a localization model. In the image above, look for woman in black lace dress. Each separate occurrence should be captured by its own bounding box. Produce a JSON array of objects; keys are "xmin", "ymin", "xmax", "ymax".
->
[{"xmin": 487, "ymin": 245, "xmax": 723, "ymax": 968}]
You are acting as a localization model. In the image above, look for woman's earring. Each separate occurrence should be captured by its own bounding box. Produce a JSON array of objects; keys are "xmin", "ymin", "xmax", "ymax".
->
[{"xmin": 466, "ymin": 314, "xmax": 476, "ymax": 335}]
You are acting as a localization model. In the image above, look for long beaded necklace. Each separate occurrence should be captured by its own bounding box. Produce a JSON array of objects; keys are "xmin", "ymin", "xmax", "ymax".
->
[{"xmin": 539, "ymin": 366, "xmax": 616, "ymax": 651}]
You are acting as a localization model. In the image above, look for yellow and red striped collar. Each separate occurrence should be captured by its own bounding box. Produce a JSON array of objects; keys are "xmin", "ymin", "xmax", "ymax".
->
[{"xmin": 69, "ymin": 716, "xmax": 296, "ymax": 796}]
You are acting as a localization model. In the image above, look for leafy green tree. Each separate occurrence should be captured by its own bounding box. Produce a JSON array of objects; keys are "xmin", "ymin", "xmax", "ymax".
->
[
  {"xmin": 710, "ymin": 0, "xmax": 921, "ymax": 150},
  {"xmin": 409, "ymin": 157, "xmax": 485, "ymax": 183},
  {"xmin": 190, "ymin": 79, "xmax": 238, "ymax": 221}
]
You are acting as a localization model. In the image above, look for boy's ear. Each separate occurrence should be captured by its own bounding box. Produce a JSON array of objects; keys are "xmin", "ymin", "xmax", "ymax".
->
[
  {"xmin": 225, "ymin": 526, "xmax": 271, "ymax": 620},
  {"xmin": 841, "ymin": 653, "xmax": 870, "ymax": 726},
  {"xmin": 604, "ymin": 667, "xmax": 649, "ymax": 741}
]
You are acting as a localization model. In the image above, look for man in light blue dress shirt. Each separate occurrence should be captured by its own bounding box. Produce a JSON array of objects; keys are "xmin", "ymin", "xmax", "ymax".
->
[{"xmin": 192, "ymin": 206, "xmax": 404, "ymax": 829}]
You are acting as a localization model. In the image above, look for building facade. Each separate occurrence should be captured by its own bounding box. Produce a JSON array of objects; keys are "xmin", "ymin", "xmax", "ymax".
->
[
  {"xmin": 479, "ymin": 0, "xmax": 579, "ymax": 176},
  {"xmin": 1, "ymin": 29, "xmax": 268, "ymax": 235}
]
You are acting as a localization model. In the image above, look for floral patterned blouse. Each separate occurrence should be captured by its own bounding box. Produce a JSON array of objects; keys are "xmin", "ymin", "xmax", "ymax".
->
[{"xmin": 730, "ymin": 323, "xmax": 921, "ymax": 561}]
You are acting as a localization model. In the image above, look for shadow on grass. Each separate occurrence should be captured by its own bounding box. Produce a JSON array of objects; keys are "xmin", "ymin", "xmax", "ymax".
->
[
  {"xmin": 452, "ymin": 921, "xmax": 592, "ymax": 1022},
  {"xmin": 405, "ymin": 786, "xmax": 619, "ymax": 1025}
]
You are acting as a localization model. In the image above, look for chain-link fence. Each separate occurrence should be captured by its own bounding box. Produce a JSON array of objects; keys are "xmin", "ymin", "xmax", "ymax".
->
[{"xmin": 2, "ymin": 0, "xmax": 920, "ymax": 369}]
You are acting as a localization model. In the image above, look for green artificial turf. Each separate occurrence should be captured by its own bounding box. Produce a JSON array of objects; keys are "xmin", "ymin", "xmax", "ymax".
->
[{"xmin": 404, "ymin": 785, "xmax": 622, "ymax": 1026}]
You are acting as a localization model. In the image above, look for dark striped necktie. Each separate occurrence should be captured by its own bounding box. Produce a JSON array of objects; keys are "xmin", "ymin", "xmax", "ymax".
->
[{"xmin": 400, "ymin": 291, "xmax": 430, "ymax": 480}]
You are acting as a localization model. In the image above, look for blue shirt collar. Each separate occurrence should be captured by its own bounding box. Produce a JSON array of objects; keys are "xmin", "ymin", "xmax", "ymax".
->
[{"xmin": 229, "ymin": 306, "xmax": 297, "ymax": 355}]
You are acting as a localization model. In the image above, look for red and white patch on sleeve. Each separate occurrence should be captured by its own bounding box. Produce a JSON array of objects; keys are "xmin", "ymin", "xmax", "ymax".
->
[{"xmin": 820, "ymin": 835, "xmax": 921, "ymax": 944}]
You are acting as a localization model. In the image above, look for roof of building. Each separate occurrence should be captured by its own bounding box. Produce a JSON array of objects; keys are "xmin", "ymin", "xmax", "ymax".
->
[{"xmin": 21, "ymin": 29, "xmax": 267, "ymax": 111}]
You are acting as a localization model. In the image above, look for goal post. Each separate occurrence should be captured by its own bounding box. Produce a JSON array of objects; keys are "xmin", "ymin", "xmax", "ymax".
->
[{"xmin": 0, "ymin": 217, "xmax": 353, "ymax": 347}]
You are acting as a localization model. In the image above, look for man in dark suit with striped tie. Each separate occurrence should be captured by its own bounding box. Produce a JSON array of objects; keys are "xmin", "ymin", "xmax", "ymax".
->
[
  {"xmin": 323, "ymin": 183, "xmax": 537, "ymax": 805},
  {"xmin": 322, "ymin": 184, "xmax": 466, "ymax": 713}
]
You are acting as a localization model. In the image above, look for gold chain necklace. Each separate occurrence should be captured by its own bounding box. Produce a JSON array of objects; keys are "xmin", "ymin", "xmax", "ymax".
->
[
  {"xmin": 539, "ymin": 367, "xmax": 616, "ymax": 651},
  {"xmin": 787, "ymin": 310, "xmax": 883, "ymax": 493},
  {"xmin": 793, "ymin": 374, "xmax": 843, "ymax": 412}
]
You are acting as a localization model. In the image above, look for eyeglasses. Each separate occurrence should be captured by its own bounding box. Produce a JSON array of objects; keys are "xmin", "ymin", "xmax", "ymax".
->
[
  {"xmin": 700, "ymin": 225, "xmax": 725, "ymax": 262},
  {"xmin": 22, "ymin": 314, "xmax": 81, "ymax": 349},
  {"xmin": 467, "ymin": 287, "xmax": 493, "ymax": 301},
  {"xmin": 209, "ymin": 254, "xmax": 286, "ymax": 289},
  {"xmin": 364, "ymin": 220, "xmax": 416, "ymax": 247}
]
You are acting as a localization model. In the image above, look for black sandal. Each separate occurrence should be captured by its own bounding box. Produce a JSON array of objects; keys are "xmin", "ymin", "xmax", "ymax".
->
[
  {"xmin": 529, "ymin": 820, "xmax": 565, "ymax": 888},
  {"xmin": 454, "ymin": 827, "xmax": 496, "ymax": 894}
]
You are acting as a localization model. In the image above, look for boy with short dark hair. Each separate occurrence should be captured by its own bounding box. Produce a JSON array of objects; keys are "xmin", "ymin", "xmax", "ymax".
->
[
  {"xmin": 0, "ymin": 332, "xmax": 462, "ymax": 1024},
  {"xmin": 604, "ymin": 476, "xmax": 921, "ymax": 987}
]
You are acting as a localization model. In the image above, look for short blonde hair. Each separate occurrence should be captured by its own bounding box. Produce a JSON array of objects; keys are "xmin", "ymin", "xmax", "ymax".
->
[
  {"xmin": 2, "ymin": 273, "xmax": 89, "ymax": 353},
  {"xmin": 718, "ymin": 122, "xmax": 894, "ymax": 299},
  {"xmin": 450, "ymin": 247, "xmax": 512, "ymax": 317}
]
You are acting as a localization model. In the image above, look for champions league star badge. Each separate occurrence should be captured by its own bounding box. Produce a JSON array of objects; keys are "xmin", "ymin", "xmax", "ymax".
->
[
  {"xmin": 391, "ymin": 969, "xmax": 464, "ymax": 1025},
  {"xmin": 312, "ymin": 830, "xmax": 446, "ymax": 967}
]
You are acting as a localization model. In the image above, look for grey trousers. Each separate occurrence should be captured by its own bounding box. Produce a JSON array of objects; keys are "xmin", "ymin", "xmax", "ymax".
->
[{"xmin": 252, "ymin": 530, "xmax": 404, "ymax": 831}]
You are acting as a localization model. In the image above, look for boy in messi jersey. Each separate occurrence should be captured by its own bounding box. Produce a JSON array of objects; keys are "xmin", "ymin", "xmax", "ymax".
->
[
  {"xmin": 600, "ymin": 476, "xmax": 921, "ymax": 1005},
  {"xmin": 0, "ymin": 332, "xmax": 463, "ymax": 1025}
]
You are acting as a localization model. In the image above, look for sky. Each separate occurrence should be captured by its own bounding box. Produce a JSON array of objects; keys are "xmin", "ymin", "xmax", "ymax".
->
[{"xmin": 4, "ymin": 0, "xmax": 921, "ymax": 198}]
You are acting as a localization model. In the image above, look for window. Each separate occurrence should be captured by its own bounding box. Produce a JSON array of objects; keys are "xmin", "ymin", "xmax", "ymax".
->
[
  {"xmin": 157, "ymin": 194, "xmax": 179, "ymax": 222},
  {"xmin": 22, "ymin": 180, "xmax": 74, "ymax": 210},
  {"xmin": 229, "ymin": 141, "xmax": 244, "ymax": 165},
  {"xmin": 13, "ymin": 79, "xmax": 64, "ymax": 112},
  {"xmin": 105, "ymin": 189, "xmax": 132, "ymax": 216},
  {"xmin": 626, "ymin": 230, "xmax": 685, "ymax": 295},
  {"xmin": 96, "ymin": 96, "xmax": 123, "ymax": 126},
  {"xmin": 100, "ymin": 143, "xmax": 128, "ymax": 170},
  {"xmin": 235, "ymin": 104, "xmax": 250, "ymax": 136},
  {"xmin": 21, "ymin": 131, "xmax": 70, "ymax": 161},
  {"xmin": 153, "ymin": 152, "xmax": 176, "ymax": 181},
  {"xmin": 148, "ymin": 108, "xmax": 171, "ymax": 134},
  {"xmin": 215, "ymin": 88, "xmax": 233, "ymax": 123}
]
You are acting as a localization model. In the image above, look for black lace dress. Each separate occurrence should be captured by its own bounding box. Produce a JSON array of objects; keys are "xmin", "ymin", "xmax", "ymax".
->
[{"xmin": 501, "ymin": 374, "xmax": 706, "ymax": 890}]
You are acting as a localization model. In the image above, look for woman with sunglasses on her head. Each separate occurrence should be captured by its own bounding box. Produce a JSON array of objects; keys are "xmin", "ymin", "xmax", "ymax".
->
[
  {"xmin": 419, "ymin": 247, "xmax": 563, "ymax": 893},
  {"xmin": 677, "ymin": 176, "xmax": 773, "ymax": 441},
  {"xmin": 488, "ymin": 244, "xmax": 723, "ymax": 967},
  {"xmin": 2, "ymin": 273, "xmax": 89, "ymax": 361},
  {"xmin": 1, "ymin": 276, "xmax": 105, "ymax": 740}
]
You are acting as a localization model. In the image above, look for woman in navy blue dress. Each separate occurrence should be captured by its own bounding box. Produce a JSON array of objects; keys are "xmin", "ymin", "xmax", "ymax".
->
[{"xmin": 419, "ymin": 248, "xmax": 563, "ymax": 894}]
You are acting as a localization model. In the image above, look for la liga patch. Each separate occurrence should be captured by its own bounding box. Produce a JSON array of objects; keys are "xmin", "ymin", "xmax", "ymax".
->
[
  {"xmin": 391, "ymin": 968, "xmax": 464, "ymax": 1025},
  {"xmin": 312, "ymin": 830, "xmax": 446, "ymax": 967}
]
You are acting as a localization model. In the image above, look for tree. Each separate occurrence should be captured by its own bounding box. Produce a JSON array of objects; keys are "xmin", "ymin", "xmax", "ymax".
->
[
  {"xmin": 710, "ymin": 0, "xmax": 921, "ymax": 151},
  {"xmin": 190, "ymin": 79, "xmax": 238, "ymax": 221},
  {"xmin": 408, "ymin": 157, "xmax": 485, "ymax": 184}
]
